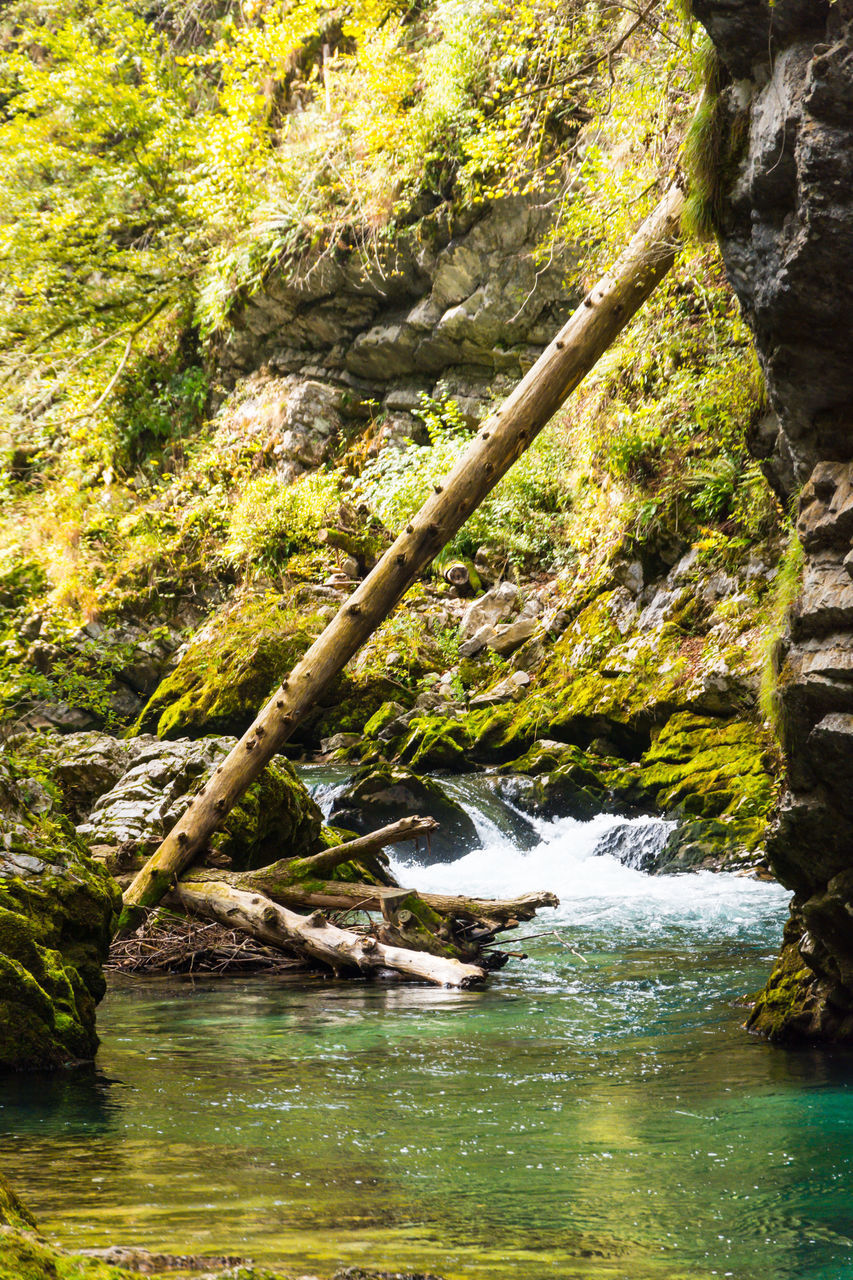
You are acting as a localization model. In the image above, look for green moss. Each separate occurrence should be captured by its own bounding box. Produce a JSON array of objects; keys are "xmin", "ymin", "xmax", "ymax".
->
[
  {"xmin": 500, "ymin": 740, "xmax": 650, "ymax": 820},
  {"xmin": 683, "ymin": 40, "xmax": 748, "ymax": 241},
  {"xmin": 134, "ymin": 589, "xmax": 324, "ymax": 738},
  {"xmin": 746, "ymin": 918, "xmax": 823, "ymax": 1042},
  {"xmin": 640, "ymin": 712, "xmax": 776, "ymax": 859},
  {"xmin": 759, "ymin": 526, "xmax": 804, "ymax": 731},
  {"xmin": 364, "ymin": 701, "xmax": 406, "ymax": 738},
  {"xmin": 0, "ymin": 756, "xmax": 120, "ymax": 1071},
  {"xmin": 312, "ymin": 677, "xmax": 404, "ymax": 744},
  {"xmin": 399, "ymin": 715, "xmax": 472, "ymax": 770},
  {"xmin": 212, "ymin": 758, "xmax": 322, "ymax": 871},
  {"xmin": 0, "ymin": 1175, "xmax": 36, "ymax": 1232}
]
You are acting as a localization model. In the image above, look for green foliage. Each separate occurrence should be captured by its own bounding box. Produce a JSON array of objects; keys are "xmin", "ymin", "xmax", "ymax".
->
[
  {"xmin": 0, "ymin": 634, "xmax": 139, "ymax": 732},
  {"xmin": 356, "ymin": 390, "xmax": 572, "ymax": 567},
  {"xmin": 222, "ymin": 469, "xmax": 341, "ymax": 575},
  {"xmin": 759, "ymin": 527, "xmax": 804, "ymax": 729},
  {"xmin": 567, "ymin": 252, "xmax": 779, "ymax": 564},
  {"xmin": 0, "ymin": 0, "xmax": 201, "ymax": 419},
  {"xmin": 111, "ymin": 339, "xmax": 209, "ymax": 472},
  {"xmin": 0, "ymin": 553, "xmax": 46, "ymax": 608},
  {"xmin": 682, "ymin": 39, "xmax": 747, "ymax": 241}
]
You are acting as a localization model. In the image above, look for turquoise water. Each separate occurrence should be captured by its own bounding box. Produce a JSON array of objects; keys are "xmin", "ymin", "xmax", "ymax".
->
[{"xmin": 1, "ymin": 808, "xmax": 852, "ymax": 1280}]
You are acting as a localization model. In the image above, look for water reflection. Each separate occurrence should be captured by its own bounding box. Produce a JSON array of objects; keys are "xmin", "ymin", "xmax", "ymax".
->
[
  {"xmin": 1, "ymin": 933, "xmax": 851, "ymax": 1280},
  {"xmin": 0, "ymin": 804, "xmax": 851, "ymax": 1280}
]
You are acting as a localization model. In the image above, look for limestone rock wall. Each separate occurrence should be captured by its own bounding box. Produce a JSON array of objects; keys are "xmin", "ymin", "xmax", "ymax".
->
[
  {"xmin": 693, "ymin": 0, "xmax": 853, "ymax": 1038},
  {"xmin": 214, "ymin": 196, "xmax": 578, "ymax": 470}
]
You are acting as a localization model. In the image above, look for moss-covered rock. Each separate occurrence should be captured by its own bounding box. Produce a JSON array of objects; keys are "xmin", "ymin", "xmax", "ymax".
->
[
  {"xmin": 135, "ymin": 589, "xmax": 324, "ymax": 738},
  {"xmin": 0, "ymin": 1173, "xmax": 36, "ymax": 1232},
  {"xmin": 328, "ymin": 764, "xmax": 479, "ymax": 862},
  {"xmin": 745, "ymin": 908, "xmax": 853, "ymax": 1043},
  {"xmin": 0, "ymin": 756, "xmax": 120, "ymax": 1072},
  {"xmin": 639, "ymin": 712, "xmax": 776, "ymax": 868},
  {"xmin": 398, "ymin": 714, "xmax": 473, "ymax": 769},
  {"xmin": 71, "ymin": 735, "xmax": 322, "ymax": 873},
  {"xmin": 497, "ymin": 739, "xmax": 649, "ymax": 821},
  {"xmin": 0, "ymin": 1171, "xmax": 325, "ymax": 1280},
  {"xmin": 134, "ymin": 582, "xmax": 428, "ymax": 749},
  {"xmin": 493, "ymin": 710, "xmax": 776, "ymax": 870}
]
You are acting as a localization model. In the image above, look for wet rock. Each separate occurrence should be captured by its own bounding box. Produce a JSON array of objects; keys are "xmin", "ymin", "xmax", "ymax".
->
[
  {"xmin": 592, "ymin": 818, "xmax": 676, "ymax": 873},
  {"xmin": 0, "ymin": 753, "xmax": 120, "ymax": 1071},
  {"xmin": 328, "ymin": 764, "xmax": 479, "ymax": 862},
  {"xmin": 73, "ymin": 735, "xmax": 321, "ymax": 872},
  {"xmin": 81, "ymin": 1245, "xmax": 246, "ymax": 1272},
  {"xmin": 336, "ymin": 1270, "xmax": 447, "ymax": 1280}
]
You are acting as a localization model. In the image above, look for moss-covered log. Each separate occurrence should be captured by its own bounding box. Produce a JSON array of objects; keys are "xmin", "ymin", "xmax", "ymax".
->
[
  {"xmin": 120, "ymin": 182, "xmax": 684, "ymax": 931},
  {"xmin": 286, "ymin": 814, "xmax": 438, "ymax": 879},
  {"xmin": 214, "ymin": 868, "xmax": 559, "ymax": 926}
]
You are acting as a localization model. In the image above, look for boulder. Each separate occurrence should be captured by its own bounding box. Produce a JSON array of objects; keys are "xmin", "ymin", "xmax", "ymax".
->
[
  {"xmin": 327, "ymin": 764, "xmax": 480, "ymax": 863},
  {"xmin": 23, "ymin": 730, "xmax": 147, "ymax": 822},
  {"xmin": 690, "ymin": 0, "xmax": 853, "ymax": 1036},
  {"xmin": 487, "ymin": 617, "xmax": 537, "ymax": 656},
  {"xmin": 458, "ymin": 623, "xmax": 497, "ymax": 658},
  {"xmin": 72, "ymin": 735, "xmax": 322, "ymax": 872},
  {"xmin": 459, "ymin": 581, "xmax": 519, "ymax": 639},
  {"xmin": 0, "ymin": 753, "xmax": 119, "ymax": 1071}
]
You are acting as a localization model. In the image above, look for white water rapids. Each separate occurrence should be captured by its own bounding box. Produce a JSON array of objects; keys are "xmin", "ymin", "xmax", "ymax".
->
[
  {"xmin": 390, "ymin": 806, "xmax": 790, "ymax": 943},
  {"xmin": 305, "ymin": 766, "xmax": 790, "ymax": 944}
]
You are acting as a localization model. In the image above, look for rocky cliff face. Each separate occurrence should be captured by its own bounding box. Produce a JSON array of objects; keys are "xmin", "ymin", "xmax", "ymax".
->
[
  {"xmin": 215, "ymin": 195, "xmax": 577, "ymax": 473},
  {"xmin": 693, "ymin": 0, "xmax": 853, "ymax": 1038}
]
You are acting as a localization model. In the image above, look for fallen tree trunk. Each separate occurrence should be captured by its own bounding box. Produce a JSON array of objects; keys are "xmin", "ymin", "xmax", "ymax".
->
[
  {"xmin": 170, "ymin": 879, "xmax": 486, "ymax": 988},
  {"xmin": 200, "ymin": 867, "xmax": 558, "ymax": 925},
  {"xmin": 285, "ymin": 815, "xmax": 438, "ymax": 879},
  {"xmin": 120, "ymin": 182, "xmax": 684, "ymax": 932},
  {"xmin": 182, "ymin": 865, "xmax": 558, "ymax": 962}
]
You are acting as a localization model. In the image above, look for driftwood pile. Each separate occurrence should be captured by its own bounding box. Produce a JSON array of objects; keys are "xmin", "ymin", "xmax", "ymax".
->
[{"xmin": 115, "ymin": 815, "xmax": 559, "ymax": 988}]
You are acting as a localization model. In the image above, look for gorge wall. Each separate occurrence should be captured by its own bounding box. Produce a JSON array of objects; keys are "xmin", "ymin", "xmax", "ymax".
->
[
  {"xmin": 693, "ymin": 0, "xmax": 853, "ymax": 1038},
  {"xmin": 214, "ymin": 195, "xmax": 579, "ymax": 474}
]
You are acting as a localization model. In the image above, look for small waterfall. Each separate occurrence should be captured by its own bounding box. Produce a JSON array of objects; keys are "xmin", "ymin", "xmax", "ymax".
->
[
  {"xmin": 439, "ymin": 774, "xmax": 540, "ymax": 850},
  {"xmin": 298, "ymin": 765, "xmax": 354, "ymax": 820}
]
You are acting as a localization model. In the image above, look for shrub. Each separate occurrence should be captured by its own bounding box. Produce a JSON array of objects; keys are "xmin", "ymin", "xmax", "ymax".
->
[
  {"xmin": 222, "ymin": 469, "xmax": 341, "ymax": 576},
  {"xmin": 355, "ymin": 392, "xmax": 572, "ymax": 567}
]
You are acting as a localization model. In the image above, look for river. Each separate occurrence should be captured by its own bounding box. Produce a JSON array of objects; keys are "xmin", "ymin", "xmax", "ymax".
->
[{"xmin": 1, "ymin": 787, "xmax": 852, "ymax": 1280}]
